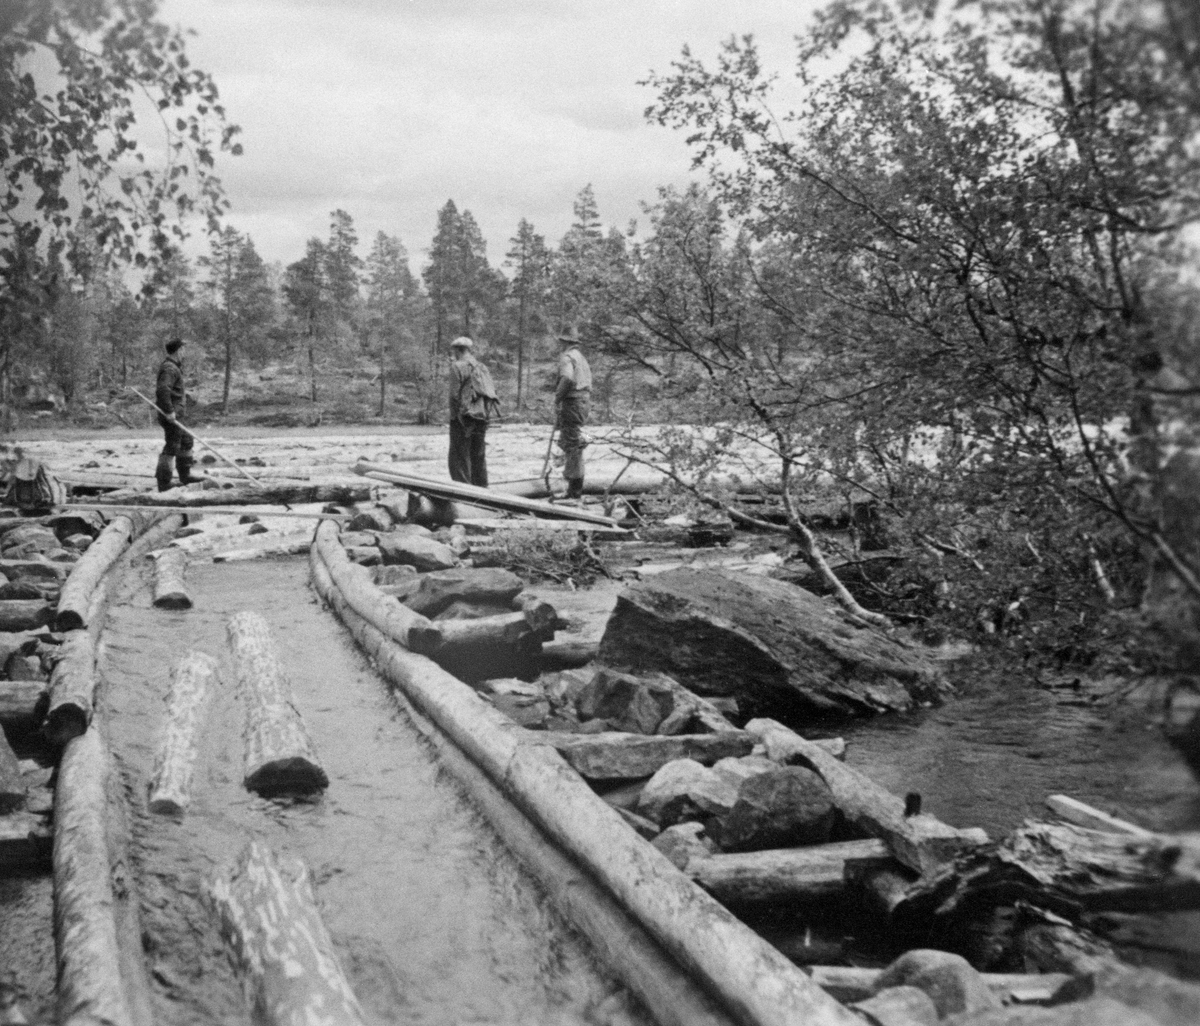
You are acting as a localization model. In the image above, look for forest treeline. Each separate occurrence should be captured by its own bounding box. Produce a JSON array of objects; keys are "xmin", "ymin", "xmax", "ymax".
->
[{"xmin": 4, "ymin": 0, "xmax": 1200, "ymax": 661}]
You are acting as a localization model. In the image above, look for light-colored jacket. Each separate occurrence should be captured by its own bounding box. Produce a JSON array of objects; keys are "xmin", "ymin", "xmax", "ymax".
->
[{"xmin": 555, "ymin": 347, "xmax": 592, "ymax": 402}]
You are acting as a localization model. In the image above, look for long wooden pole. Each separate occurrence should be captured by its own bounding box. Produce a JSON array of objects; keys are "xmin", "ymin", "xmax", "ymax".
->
[{"xmin": 126, "ymin": 386, "xmax": 267, "ymax": 490}]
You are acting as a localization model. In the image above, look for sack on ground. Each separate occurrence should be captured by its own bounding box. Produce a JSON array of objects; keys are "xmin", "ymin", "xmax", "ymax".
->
[
  {"xmin": 463, "ymin": 361, "xmax": 501, "ymax": 422},
  {"xmin": 3, "ymin": 457, "xmax": 66, "ymax": 511}
]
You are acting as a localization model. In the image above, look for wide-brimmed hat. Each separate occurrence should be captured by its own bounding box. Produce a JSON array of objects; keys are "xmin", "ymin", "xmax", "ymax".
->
[
  {"xmin": 556, "ymin": 326, "xmax": 582, "ymax": 345},
  {"xmin": 165, "ymin": 337, "xmax": 184, "ymax": 354},
  {"xmin": 449, "ymin": 336, "xmax": 473, "ymax": 349}
]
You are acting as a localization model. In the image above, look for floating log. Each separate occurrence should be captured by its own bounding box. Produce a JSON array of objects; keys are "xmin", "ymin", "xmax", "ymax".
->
[
  {"xmin": 53, "ymin": 726, "xmax": 153, "ymax": 1025},
  {"xmin": 392, "ymin": 678, "xmax": 737, "ymax": 1026},
  {"xmin": 896, "ymin": 821, "xmax": 1200, "ymax": 924},
  {"xmin": 539, "ymin": 730, "xmax": 755, "ymax": 781},
  {"xmin": 312, "ymin": 520, "xmax": 441, "ymax": 654},
  {"xmin": 310, "ymin": 546, "xmax": 860, "ymax": 1026},
  {"xmin": 0, "ymin": 809, "xmax": 51, "ymax": 871},
  {"xmin": 0, "ymin": 599, "xmax": 54, "ymax": 632},
  {"xmin": 757, "ymin": 725, "xmax": 988, "ymax": 875},
  {"xmin": 227, "ymin": 611, "xmax": 328, "ymax": 796},
  {"xmin": 686, "ymin": 839, "xmax": 894, "ymax": 904},
  {"xmin": 805, "ymin": 965, "xmax": 1070, "ymax": 1006},
  {"xmin": 0, "ymin": 726, "xmax": 25, "ymax": 812},
  {"xmin": 404, "ymin": 567, "xmax": 525, "ymax": 618},
  {"xmin": 0, "ymin": 679, "xmax": 49, "ymax": 731},
  {"xmin": 90, "ymin": 481, "xmax": 372, "ymax": 508},
  {"xmin": 1045, "ymin": 794, "xmax": 1152, "ymax": 837},
  {"xmin": 355, "ymin": 462, "xmax": 621, "ymax": 527},
  {"xmin": 203, "ymin": 841, "xmax": 367, "ymax": 1026},
  {"xmin": 152, "ymin": 547, "xmax": 192, "ymax": 609},
  {"xmin": 53, "ymin": 513, "xmax": 141, "ymax": 632},
  {"xmin": 147, "ymin": 651, "xmax": 219, "ymax": 815},
  {"xmin": 45, "ymin": 631, "xmax": 97, "ymax": 746}
]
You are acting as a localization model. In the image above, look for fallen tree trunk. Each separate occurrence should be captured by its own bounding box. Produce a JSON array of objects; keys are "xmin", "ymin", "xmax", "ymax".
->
[
  {"xmin": 91, "ymin": 481, "xmax": 372, "ymax": 508},
  {"xmin": 686, "ymin": 839, "xmax": 894, "ymax": 905},
  {"xmin": 0, "ymin": 599, "xmax": 55, "ymax": 632},
  {"xmin": 152, "ymin": 547, "xmax": 192, "ymax": 609},
  {"xmin": 538, "ymin": 730, "xmax": 755, "ymax": 781},
  {"xmin": 147, "ymin": 651, "xmax": 220, "ymax": 815},
  {"xmin": 747, "ymin": 722, "xmax": 988, "ymax": 875},
  {"xmin": 45, "ymin": 631, "xmax": 97, "ymax": 746},
  {"xmin": 227, "ymin": 611, "xmax": 328, "ymax": 796},
  {"xmin": 0, "ymin": 727, "xmax": 25, "ymax": 812},
  {"xmin": 54, "ymin": 514, "xmax": 139, "ymax": 632},
  {"xmin": 312, "ymin": 520, "xmax": 442, "ymax": 654},
  {"xmin": 0, "ymin": 679, "xmax": 48, "ymax": 732},
  {"xmin": 202, "ymin": 841, "xmax": 367, "ymax": 1026},
  {"xmin": 309, "ymin": 546, "xmax": 862, "ymax": 1026},
  {"xmin": 896, "ymin": 821, "xmax": 1200, "ymax": 925}
]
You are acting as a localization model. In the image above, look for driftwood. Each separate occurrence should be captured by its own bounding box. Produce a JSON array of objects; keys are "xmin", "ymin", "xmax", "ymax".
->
[
  {"xmin": 202, "ymin": 841, "xmax": 367, "ymax": 1026},
  {"xmin": 92, "ymin": 481, "xmax": 372, "ymax": 507},
  {"xmin": 54, "ymin": 514, "xmax": 138, "ymax": 631},
  {"xmin": 152, "ymin": 547, "xmax": 192, "ymax": 609},
  {"xmin": 0, "ymin": 679, "xmax": 48, "ymax": 732},
  {"xmin": 765, "ymin": 727, "xmax": 988, "ymax": 875},
  {"xmin": 805, "ymin": 965, "xmax": 1069, "ymax": 1005},
  {"xmin": 45, "ymin": 630, "xmax": 97, "ymax": 746},
  {"xmin": 312, "ymin": 520, "xmax": 442, "ymax": 654},
  {"xmin": 228, "ymin": 611, "xmax": 328, "ymax": 796},
  {"xmin": 0, "ymin": 727, "xmax": 25, "ymax": 812},
  {"xmin": 686, "ymin": 839, "xmax": 894, "ymax": 904},
  {"xmin": 539, "ymin": 730, "xmax": 755, "ymax": 781},
  {"xmin": 403, "ymin": 567, "xmax": 525, "ymax": 618},
  {"xmin": 0, "ymin": 599, "xmax": 55, "ymax": 632},
  {"xmin": 147, "ymin": 651, "xmax": 219, "ymax": 815},
  {"xmin": 896, "ymin": 821, "xmax": 1200, "ymax": 925},
  {"xmin": 1045, "ymin": 794, "xmax": 1151, "ymax": 837},
  {"xmin": 309, "ymin": 545, "xmax": 861, "ymax": 1026}
]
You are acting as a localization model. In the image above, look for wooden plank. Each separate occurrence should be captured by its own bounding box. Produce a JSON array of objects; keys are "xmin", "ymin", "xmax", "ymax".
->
[
  {"xmin": 202, "ymin": 841, "xmax": 367, "ymax": 1026},
  {"xmin": 1045, "ymin": 794, "xmax": 1152, "ymax": 838},
  {"xmin": 687, "ymin": 840, "xmax": 894, "ymax": 904},
  {"xmin": 355, "ymin": 461, "xmax": 620, "ymax": 527}
]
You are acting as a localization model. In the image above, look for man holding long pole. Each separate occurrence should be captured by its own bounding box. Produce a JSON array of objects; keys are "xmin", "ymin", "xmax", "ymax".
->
[{"xmin": 154, "ymin": 337, "xmax": 199, "ymax": 492}]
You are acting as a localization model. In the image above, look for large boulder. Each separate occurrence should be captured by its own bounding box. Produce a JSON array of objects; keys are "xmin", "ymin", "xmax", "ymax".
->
[
  {"xmin": 376, "ymin": 529, "xmax": 457, "ymax": 572},
  {"xmin": 575, "ymin": 667, "xmax": 675, "ymax": 735},
  {"xmin": 636, "ymin": 758, "xmax": 739, "ymax": 828},
  {"xmin": 873, "ymin": 950, "xmax": 999, "ymax": 1019},
  {"xmin": 597, "ymin": 567, "xmax": 947, "ymax": 719},
  {"xmin": 405, "ymin": 568, "xmax": 524, "ymax": 618},
  {"xmin": 716, "ymin": 766, "xmax": 837, "ymax": 851}
]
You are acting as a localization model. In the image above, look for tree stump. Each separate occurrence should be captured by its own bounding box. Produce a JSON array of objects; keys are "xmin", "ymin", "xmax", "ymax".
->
[
  {"xmin": 227, "ymin": 611, "xmax": 328, "ymax": 796},
  {"xmin": 147, "ymin": 650, "xmax": 219, "ymax": 815}
]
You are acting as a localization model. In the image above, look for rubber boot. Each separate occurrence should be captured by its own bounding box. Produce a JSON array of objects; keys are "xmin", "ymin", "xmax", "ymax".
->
[
  {"xmin": 155, "ymin": 454, "xmax": 174, "ymax": 493},
  {"xmin": 566, "ymin": 477, "xmax": 584, "ymax": 500},
  {"xmin": 176, "ymin": 456, "xmax": 197, "ymax": 486}
]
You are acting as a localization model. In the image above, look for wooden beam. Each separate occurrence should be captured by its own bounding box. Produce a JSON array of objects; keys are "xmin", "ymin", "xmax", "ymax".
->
[{"xmin": 687, "ymin": 840, "xmax": 894, "ymax": 904}]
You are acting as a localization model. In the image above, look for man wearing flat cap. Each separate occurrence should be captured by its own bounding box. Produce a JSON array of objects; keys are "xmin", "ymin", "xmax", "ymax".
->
[
  {"xmin": 554, "ymin": 326, "xmax": 592, "ymax": 500},
  {"xmin": 447, "ymin": 335, "xmax": 497, "ymax": 487},
  {"xmin": 153, "ymin": 337, "xmax": 198, "ymax": 491}
]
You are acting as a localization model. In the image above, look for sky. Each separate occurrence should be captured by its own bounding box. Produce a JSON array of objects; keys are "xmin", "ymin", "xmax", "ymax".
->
[{"xmin": 157, "ymin": 0, "xmax": 822, "ymax": 275}]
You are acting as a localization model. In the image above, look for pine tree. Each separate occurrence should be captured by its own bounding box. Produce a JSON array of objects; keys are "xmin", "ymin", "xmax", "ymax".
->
[
  {"xmin": 365, "ymin": 232, "xmax": 418, "ymax": 416},
  {"xmin": 283, "ymin": 239, "xmax": 328, "ymax": 402},
  {"xmin": 505, "ymin": 218, "xmax": 550, "ymax": 409}
]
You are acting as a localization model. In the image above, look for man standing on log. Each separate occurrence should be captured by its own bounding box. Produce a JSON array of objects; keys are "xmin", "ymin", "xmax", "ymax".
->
[
  {"xmin": 554, "ymin": 326, "xmax": 592, "ymax": 500},
  {"xmin": 154, "ymin": 337, "xmax": 198, "ymax": 492},
  {"xmin": 447, "ymin": 335, "xmax": 497, "ymax": 488}
]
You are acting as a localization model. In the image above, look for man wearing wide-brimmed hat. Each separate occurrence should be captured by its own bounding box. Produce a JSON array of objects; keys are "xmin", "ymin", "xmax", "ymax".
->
[
  {"xmin": 554, "ymin": 325, "xmax": 592, "ymax": 499},
  {"xmin": 447, "ymin": 335, "xmax": 496, "ymax": 487}
]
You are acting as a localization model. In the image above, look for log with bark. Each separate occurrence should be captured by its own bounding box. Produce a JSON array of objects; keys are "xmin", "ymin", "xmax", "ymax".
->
[
  {"xmin": 312, "ymin": 520, "xmax": 442, "ymax": 654},
  {"xmin": 227, "ymin": 611, "xmax": 328, "ymax": 796},
  {"xmin": 0, "ymin": 599, "xmax": 55, "ymax": 632},
  {"xmin": 686, "ymin": 839, "xmax": 895, "ymax": 905},
  {"xmin": 202, "ymin": 841, "xmax": 367, "ymax": 1026},
  {"xmin": 147, "ymin": 650, "xmax": 220, "ymax": 815},
  {"xmin": 91, "ymin": 481, "xmax": 373, "ymax": 508},
  {"xmin": 431, "ymin": 608, "xmax": 551, "ymax": 682},
  {"xmin": 597, "ymin": 568, "xmax": 948, "ymax": 719},
  {"xmin": 45, "ymin": 630, "xmax": 97, "ymax": 746},
  {"xmin": 152, "ymin": 546, "xmax": 192, "ymax": 609},
  {"xmin": 0, "ymin": 725, "xmax": 26, "ymax": 812},
  {"xmin": 309, "ymin": 545, "xmax": 861, "ymax": 1026},
  {"xmin": 538, "ymin": 729, "xmax": 755, "ymax": 781},
  {"xmin": 0, "ymin": 679, "xmax": 49, "ymax": 732},
  {"xmin": 53, "ymin": 513, "xmax": 140, "ymax": 632},
  {"xmin": 894, "ymin": 821, "xmax": 1200, "ymax": 928},
  {"xmin": 752, "ymin": 724, "xmax": 988, "ymax": 875}
]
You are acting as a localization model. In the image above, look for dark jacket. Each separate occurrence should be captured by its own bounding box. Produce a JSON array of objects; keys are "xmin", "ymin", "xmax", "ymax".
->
[{"xmin": 155, "ymin": 356, "xmax": 185, "ymax": 418}]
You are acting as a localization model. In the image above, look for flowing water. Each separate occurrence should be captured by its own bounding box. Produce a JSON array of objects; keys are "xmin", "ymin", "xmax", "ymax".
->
[{"xmin": 97, "ymin": 556, "xmax": 648, "ymax": 1026}]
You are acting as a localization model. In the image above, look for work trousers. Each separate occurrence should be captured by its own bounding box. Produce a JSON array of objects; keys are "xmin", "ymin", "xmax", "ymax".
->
[
  {"xmin": 449, "ymin": 416, "xmax": 488, "ymax": 488},
  {"xmin": 556, "ymin": 393, "xmax": 589, "ymax": 481}
]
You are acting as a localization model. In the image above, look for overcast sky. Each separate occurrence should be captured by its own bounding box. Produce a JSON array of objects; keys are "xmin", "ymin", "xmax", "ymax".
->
[{"xmin": 158, "ymin": 0, "xmax": 820, "ymax": 275}]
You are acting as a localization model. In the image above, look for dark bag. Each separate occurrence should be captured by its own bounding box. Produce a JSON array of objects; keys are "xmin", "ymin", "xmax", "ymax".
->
[
  {"xmin": 4, "ymin": 457, "xmax": 66, "ymax": 512},
  {"xmin": 462, "ymin": 360, "xmax": 501, "ymax": 422}
]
